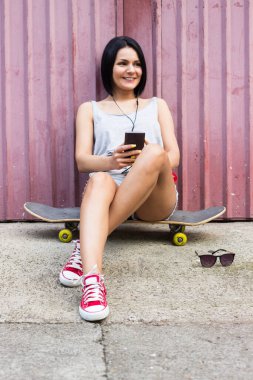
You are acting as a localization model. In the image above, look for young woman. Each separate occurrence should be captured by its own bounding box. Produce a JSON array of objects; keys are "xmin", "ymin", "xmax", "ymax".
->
[{"xmin": 59, "ymin": 36, "xmax": 180, "ymax": 322}]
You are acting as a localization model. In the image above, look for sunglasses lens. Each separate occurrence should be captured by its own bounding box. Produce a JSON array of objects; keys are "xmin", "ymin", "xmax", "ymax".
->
[
  {"xmin": 199, "ymin": 255, "xmax": 216, "ymax": 268},
  {"xmin": 220, "ymin": 254, "xmax": 235, "ymax": 266}
]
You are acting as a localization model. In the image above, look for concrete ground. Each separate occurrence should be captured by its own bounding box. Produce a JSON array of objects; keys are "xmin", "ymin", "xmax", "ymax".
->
[{"xmin": 0, "ymin": 221, "xmax": 252, "ymax": 380}]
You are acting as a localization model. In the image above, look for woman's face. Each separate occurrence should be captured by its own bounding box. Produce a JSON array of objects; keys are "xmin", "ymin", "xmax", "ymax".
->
[{"xmin": 112, "ymin": 47, "xmax": 142, "ymax": 94}]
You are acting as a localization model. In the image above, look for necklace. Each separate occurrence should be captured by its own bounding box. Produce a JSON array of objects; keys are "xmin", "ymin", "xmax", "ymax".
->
[{"xmin": 112, "ymin": 97, "xmax": 139, "ymax": 132}]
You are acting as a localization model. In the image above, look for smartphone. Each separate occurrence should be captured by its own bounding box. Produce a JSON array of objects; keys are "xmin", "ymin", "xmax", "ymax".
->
[{"xmin": 124, "ymin": 132, "xmax": 145, "ymax": 151}]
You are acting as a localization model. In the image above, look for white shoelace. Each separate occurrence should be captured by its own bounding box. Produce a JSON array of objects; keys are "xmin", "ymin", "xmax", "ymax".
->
[
  {"xmin": 82, "ymin": 265, "xmax": 105, "ymax": 304},
  {"xmin": 67, "ymin": 240, "xmax": 82, "ymax": 270}
]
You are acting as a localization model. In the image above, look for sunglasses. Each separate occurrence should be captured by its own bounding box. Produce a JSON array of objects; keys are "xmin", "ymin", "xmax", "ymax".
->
[{"xmin": 195, "ymin": 249, "xmax": 235, "ymax": 268}]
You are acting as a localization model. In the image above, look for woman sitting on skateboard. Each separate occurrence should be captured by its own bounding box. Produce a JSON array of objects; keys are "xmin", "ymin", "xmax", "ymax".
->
[{"xmin": 59, "ymin": 36, "xmax": 180, "ymax": 322}]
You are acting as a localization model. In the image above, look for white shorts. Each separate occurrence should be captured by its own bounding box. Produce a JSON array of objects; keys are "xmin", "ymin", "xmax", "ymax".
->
[{"xmin": 89, "ymin": 172, "xmax": 126, "ymax": 186}]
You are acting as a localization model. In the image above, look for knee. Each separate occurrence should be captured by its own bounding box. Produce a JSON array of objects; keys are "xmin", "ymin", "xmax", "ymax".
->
[
  {"xmin": 84, "ymin": 172, "xmax": 116, "ymax": 195},
  {"xmin": 141, "ymin": 144, "xmax": 167, "ymax": 171},
  {"xmin": 82, "ymin": 172, "xmax": 116, "ymax": 201}
]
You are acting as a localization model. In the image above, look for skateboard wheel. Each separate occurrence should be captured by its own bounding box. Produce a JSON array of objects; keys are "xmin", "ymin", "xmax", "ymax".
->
[
  {"xmin": 173, "ymin": 232, "xmax": 187, "ymax": 246},
  {"xmin": 59, "ymin": 229, "xmax": 73, "ymax": 243}
]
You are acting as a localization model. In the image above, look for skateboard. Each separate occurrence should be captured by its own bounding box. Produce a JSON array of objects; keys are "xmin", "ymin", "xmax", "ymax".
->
[{"xmin": 24, "ymin": 202, "xmax": 226, "ymax": 246}]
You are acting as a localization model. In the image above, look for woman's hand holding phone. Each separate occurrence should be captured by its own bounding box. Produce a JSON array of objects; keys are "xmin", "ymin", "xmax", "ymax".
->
[
  {"xmin": 108, "ymin": 133, "xmax": 145, "ymax": 170},
  {"xmin": 109, "ymin": 144, "xmax": 142, "ymax": 170}
]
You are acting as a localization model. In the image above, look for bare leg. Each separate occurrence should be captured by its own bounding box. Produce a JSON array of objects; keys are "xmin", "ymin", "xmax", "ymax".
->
[
  {"xmin": 79, "ymin": 145, "xmax": 176, "ymax": 275},
  {"xmin": 108, "ymin": 144, "xmax": 176, "ymax": 232},
  {"xmin": 79, "ymin": 172, "xmax": 117, "ymax": 274}
]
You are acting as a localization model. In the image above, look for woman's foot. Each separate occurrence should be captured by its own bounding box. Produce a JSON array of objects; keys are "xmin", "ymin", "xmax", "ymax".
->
[
  {"xmin": 79, "ymin": 266, "xmax": 109, "ymax": 322},
  {"xmin": 59, "ymin": 240, "xmax": 83, "ymax": 287}
]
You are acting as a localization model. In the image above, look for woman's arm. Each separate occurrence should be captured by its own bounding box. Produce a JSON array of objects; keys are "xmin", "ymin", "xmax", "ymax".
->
[
  {"xmin": 157, "ymin": 98, "xmax": 180, "ymax": 169},
  {"xmin": 75, "ymin": 102, "xmax": 113, "ymax": 172}
]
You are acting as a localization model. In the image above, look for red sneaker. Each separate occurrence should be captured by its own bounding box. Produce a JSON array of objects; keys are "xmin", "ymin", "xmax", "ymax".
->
[
  {"xmin": 79, "ymin": 269, "xmax": 109, "ymax": 321},
  {"xmin": 59, "ymin": 240, "xmax": 83, "ymax": 287}
]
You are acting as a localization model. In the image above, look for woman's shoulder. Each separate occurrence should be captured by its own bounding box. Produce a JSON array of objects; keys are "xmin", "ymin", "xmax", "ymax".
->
[
  {"xmin": 155, "ymin": 97, "xmax": 168, "ymax": 106},
  {"xmin": 137, "ymin": 97, "xmax": 155, "ymax": 108},
  {"xmin": 139, "ymin": 97, "xmax": 167, "ymax": 106},
  {"xmin": 138, "ymin": 97, "xmax": 154, "ymax": 102},
  {"xmin": 77, "ymin": 101, "xmax": 94, "ymax": 115},
  {"xmin": 78, "ymin": 98, "xmax": 113, "ymax": 117},
  {"xmin": 78, "ymin": 101, "xmax": 93, "ymax": 110},
  {"xmin": 76, "ymin": 102, "xmax": 94, "ymax": 121},
  {"xmin": 155, "ymin": 97, "xmax": 172, "ymax": 112},
  {"xmin": 95, "ymin": 99, "xmax": 110, "ymax": 110}
]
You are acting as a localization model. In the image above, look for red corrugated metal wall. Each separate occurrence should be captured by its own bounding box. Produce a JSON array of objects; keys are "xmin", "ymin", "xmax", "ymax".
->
[{"xmin": 0, "ymin": 0, "xmax": 252, "ymax": 220}]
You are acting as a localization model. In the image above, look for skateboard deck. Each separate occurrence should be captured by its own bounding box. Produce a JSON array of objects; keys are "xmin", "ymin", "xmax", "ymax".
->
[{"xmin": 24, "ymin": 202, "xmax": 226, "ymax": 246}]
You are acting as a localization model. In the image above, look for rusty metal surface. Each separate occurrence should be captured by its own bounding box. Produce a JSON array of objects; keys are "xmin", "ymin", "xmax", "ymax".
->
[{"xmin": 0, "ymin": 0, "xmax": 252, "ymax": 220}]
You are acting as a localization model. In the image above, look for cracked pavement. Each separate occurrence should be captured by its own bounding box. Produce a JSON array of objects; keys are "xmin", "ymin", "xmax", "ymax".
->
[{"xmin": 0, "ymin": 221, "xmax": 252, "ymax": 379}]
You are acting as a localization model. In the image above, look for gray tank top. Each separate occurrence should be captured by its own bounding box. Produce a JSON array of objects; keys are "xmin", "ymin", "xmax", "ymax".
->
[{"xmin": 91, "ymin": 97, "xmax": 163, "ymax": 176}]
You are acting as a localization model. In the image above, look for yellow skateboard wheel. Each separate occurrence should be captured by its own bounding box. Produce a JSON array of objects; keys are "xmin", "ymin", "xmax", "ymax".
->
[
  {"xmin": 58, "ymin": 229, "xmax": 73, "ymax": 243},
  {"xmin": 173, "ymin": 232, "xmax": 187, "ymax": 246}
]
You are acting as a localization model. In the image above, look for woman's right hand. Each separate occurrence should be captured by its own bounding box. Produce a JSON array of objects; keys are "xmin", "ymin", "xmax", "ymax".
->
[{"xmin": 109, "ymin": 144, "xmax": 142, "ymax": 170}]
